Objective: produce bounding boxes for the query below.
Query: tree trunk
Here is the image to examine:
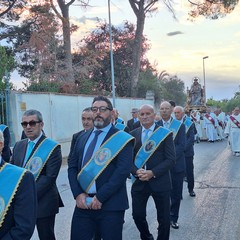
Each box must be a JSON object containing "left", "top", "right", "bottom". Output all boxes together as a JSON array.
[
  {"left": 131, "top": 13, "right": 145, "bottom": 97},
  {"left": 57, "top": 0, "right": 74, "bottom": 82},
  {"left": 129, "top": 0, "right": 146, "bottom": 97}
]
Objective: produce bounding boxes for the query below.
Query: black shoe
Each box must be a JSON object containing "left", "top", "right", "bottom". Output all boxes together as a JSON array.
[
  {"left": 189, "top": 191, "right": 196, "bottom": 197},
  {"left": 170, "top": 221, "right": 179, "bottom": 229}
]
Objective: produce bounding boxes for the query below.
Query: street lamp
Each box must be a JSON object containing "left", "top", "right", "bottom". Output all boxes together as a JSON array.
[
  {"left": 108, "top": 0, "right": 116, "bottom": 107},
  {"left": 203, "top": 56, "right": 209, "bottom": 103}
]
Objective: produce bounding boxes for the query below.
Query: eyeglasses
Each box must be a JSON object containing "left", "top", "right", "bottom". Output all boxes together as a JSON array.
[
  {"left": 91, "top": 106, "right": 112, "bottom": 113},
  {"left": 21, "top": 121, "right": 41, "bottom": 128}
]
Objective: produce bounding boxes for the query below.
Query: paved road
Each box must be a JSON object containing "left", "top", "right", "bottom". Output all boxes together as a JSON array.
[{"left": 31, "top": 139, "right": 240, "bottom": 240}]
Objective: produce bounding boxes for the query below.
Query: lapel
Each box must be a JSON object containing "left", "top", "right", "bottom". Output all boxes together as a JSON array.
[
  {"left": 19, "top": 139, "right": 28, "bottom": 166},
  {"left": 157, "top": 120, "right": 163, "bottom": 127},
  {"left": 77, "top": 130, "right": 92, "bottom": 169},
  {"left": 134, "top": 127, "right": 143, "bottom": 150}
]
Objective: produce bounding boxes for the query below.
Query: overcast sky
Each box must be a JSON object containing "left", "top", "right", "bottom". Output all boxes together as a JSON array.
[{"left": 11, "top": 0, "right": 240, "bottom": 100}]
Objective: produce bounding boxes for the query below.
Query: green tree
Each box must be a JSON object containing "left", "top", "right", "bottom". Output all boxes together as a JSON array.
[
  {"left": 76, "top": 21, "right": 152, "bottom": 97},
  {"left": 0, "top": 46, "right": 15, "bottom": 90},
  {"left": 160, "top": 75, "right": 187, "bottom": 106}
]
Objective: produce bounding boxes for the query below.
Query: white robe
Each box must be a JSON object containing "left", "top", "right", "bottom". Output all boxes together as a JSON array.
[
  {"left": 204, "top": 112, "right": 218, "bottom": 141},
  {"left": 225, "top": 114, "right": 240, "bottom": 152}
]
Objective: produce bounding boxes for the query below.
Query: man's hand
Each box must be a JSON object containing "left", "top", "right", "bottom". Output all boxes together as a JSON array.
[
  {"left": 136, "top": 168, "right": 154, "bottom": 181},
  {"left": 76, "top": 193, "right": 88, "bottom": 209},
  {"left": 90, "top": 196, "right": 102, "bottom": 210}
]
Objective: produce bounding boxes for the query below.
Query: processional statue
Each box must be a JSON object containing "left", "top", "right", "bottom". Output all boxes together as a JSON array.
[{"left": 185, "top": 77, "right": 206, "bottom": 113}]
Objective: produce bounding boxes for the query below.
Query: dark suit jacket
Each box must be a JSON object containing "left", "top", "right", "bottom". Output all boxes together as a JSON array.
[
  {"left": 1, "top": 125, "right": 11, "bottom": 162},
  {"left": 130, "top": 126, "right": 176, "bottom": 192},
  {"left": 157, "top": 119, "right": 186, "bottom": 173},
  {"left": 184, "top": 120, "right": 195, "bottom": 157},
  {"left": 11, "top": 135, "right": 63, "bottom": 218},
  {"left": 68, "top": 129, "right": 90, "bottom": 162},
  {"left": 68, "top": 125, "right": 134, "bottom": 211},
  {"left": 0, "top": 161, "right": 37, "bottom": 240},
  {"left": 127, "top": 119, "right": 140, "bottom": 132}
]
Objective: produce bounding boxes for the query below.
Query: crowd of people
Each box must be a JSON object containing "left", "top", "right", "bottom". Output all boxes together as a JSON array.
[{"left": 0, "top": 95, "right": 239, "bottom": 240}]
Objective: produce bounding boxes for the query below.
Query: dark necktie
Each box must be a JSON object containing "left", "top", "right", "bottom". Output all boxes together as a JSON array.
[{"left": 82, "top": 130, "right": 102, "bottom": 166}]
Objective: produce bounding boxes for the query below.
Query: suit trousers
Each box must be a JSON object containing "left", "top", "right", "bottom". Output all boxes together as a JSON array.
[
  {"left": 36, "top": 215, "right": 56, "bottom": 240},
  {"left": 71, "top": 207, "right": 125, "bottom": 240},
  {"left": 131, "top": 185, "right": 171, "bottom": 240},
  {"left": 170, "top": 171, "right": 185, "bottom": 223},
  {"left": 185, "top": 156, "right": 194, "bottom": 192}
]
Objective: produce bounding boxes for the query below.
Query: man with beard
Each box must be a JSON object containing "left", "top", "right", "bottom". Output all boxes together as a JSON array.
[{"left": 68, "top": 96, "right": 135, "bottom": 240}]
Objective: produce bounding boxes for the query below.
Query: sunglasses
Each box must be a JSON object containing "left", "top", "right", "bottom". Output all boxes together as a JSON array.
[
  {"left": 21, "top": 120, "right": 41, "bottom": 128},
  {"left": 91, "top": 106, "right": 112, "bottom": 113}
]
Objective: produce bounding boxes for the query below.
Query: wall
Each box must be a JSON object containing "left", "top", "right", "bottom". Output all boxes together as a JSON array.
[{"left": 10, "top": 91, "right": 154, "bottom": 157}]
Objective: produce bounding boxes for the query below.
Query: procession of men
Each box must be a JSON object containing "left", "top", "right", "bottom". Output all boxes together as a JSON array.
[{"left": 0, "top": 96, "right": 239, "bottom": 240}]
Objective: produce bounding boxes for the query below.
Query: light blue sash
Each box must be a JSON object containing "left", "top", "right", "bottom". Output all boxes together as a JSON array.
[
  {"left": 25, "top": 138, "right": 59, "bottom": 181},
  {"left": 0, "top": 163, "right": 26, "bottom": 227},
  {"left": 116, "top": 117, "right": 124, "bottom": 124},
  {"left": 115, "top": 123, "right": 126, "bottom": 131},
  {"left": 0, "top": 124, "right": 7, "bottom": 132},
  {"left": 132, "top": 127, "right": 171, "bottom": 182},
  {"left": 169, "top": 119, "right": 182, "bottom": 140},
  {"left": 78, "top": 131, "right": 134, "bottom": 193},
  {"left": 184, "top": 117, "right": 193, "bottom": 134}
]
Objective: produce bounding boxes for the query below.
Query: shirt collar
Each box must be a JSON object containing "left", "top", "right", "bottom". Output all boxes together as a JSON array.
[
  {"left": 142, "top": 123, "right": 155, "bottom": 133},
  {"left": 93, "top": 123, "right": 112, "bottom": 133},
  {"left": 28, "top": 131, "right": 43, "bottom": 144}
]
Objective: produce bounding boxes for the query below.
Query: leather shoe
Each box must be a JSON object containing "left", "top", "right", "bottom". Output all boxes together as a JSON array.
[
  {"left": 189, "top": 191, "right": 196, "bottom": 197},
  {"left": 170, "top": 221, "right": 179, "bottom": 229}
]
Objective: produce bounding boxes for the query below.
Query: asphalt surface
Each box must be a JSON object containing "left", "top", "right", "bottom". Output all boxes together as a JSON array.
[{"left": 31, "top": 139, "right": 240, "bottom": 240}]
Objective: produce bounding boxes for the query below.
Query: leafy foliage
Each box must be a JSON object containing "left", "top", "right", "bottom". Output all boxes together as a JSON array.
[
  {"left": 188, "top": 0, "right": 239, "bottom": 20},
  {"left": 160, "top": 76, "right": 187, "bottom": 106},
  {"left": 75, "top": 21, "right": 152, "bottom": 97},
  {"left": 207, "top": 87, "right": 240, "bottom": 112}
]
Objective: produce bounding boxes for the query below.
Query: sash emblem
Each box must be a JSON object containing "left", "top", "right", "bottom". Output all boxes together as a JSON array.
[
  {"left": 144, "top": 140, "right": 156, "bottom": 153},
  {"left": 94, "top": 148, "right": 111, "bottom": 166},
  {"left": 28, "top": 157, "right": 43, "bottom": 175}
]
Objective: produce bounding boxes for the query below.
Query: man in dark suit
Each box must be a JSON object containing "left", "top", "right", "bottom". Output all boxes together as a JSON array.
[
  {"left": 0, "top": 131, "right": 37, "bottom": 240},
  {"left": 158, "top": 102, "right": 186, "bottom": 230},
  {"left": 174, "top": 107, "right": 196, "bottom": 197},
  {"left": 11, "top": 109, "right": 63, "bottom": 240},
  {"left": 68, "top": 96, "right": 134, "bottom": 240},
  {"left": 68, "top": 107, "right": 93, "bottom": 161},
  {"left": 130, "top": 104, "right": 175, "bottom": 240},
  {"left": 0, "top": 124, "right": 11, "bottom": 162},
  {"left": 127, "top": 108, "right": 140, "bottom": 131}
]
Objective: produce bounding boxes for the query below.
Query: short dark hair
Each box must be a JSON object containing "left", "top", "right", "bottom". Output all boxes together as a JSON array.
[
  {"left": 23, "top": 109, "right": 43, "bottom": 122},
  {"left": 168, "top": 100, "right": 176, "bottom": 107},
  {"left": 92, "top": 96, "right": 113, "bottom": 110}
]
